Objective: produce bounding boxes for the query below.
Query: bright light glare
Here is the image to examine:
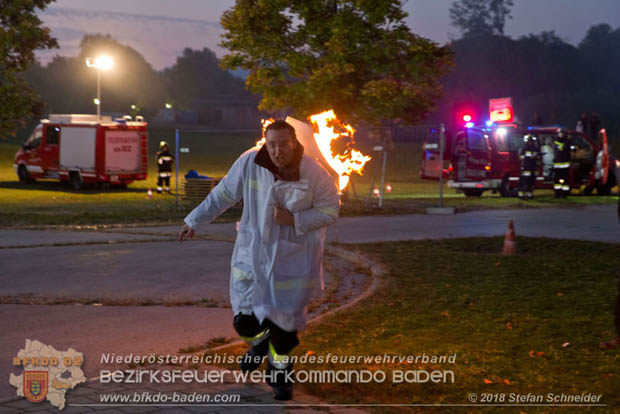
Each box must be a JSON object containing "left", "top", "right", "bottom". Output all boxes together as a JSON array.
[
  {"left": 86, "top": 55, "right": 114, "bottom": 70},
  {"left": 465, "top": 122, "right": 474, "bottom": 128},
  {"left": 462, "top": 114, "right": 472, "bottom": 122},
  {"left": 93, "top": 98, "right": 100, "bottom": 105},
  {"left": 496, "top": 127, "right": 507, "bottom": 137},
  {"left": 485, "top": 120, "right": 493, "bottom": 127}
]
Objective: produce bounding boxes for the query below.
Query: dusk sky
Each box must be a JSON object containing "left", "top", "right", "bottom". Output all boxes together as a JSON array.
[{"left": 37, "top": 0, "right": 620, "bottom": 70}]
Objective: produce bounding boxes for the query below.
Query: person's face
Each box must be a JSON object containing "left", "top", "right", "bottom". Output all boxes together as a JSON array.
[{"left": 265, "top": 128, "right": 296, "bottom": 168}]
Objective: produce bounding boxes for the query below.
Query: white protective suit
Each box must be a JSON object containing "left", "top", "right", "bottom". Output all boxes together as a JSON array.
[{"left": 184, "top": 146, "right": 340, "bottom": 332}]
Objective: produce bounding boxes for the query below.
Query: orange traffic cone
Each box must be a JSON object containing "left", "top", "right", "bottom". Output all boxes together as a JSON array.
[{"left": 502, "top": 220, "right": 517, "bottom": 255}]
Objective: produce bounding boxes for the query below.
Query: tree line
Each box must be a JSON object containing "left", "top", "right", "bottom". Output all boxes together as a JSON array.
[
  {"left": 431, "top": 23, "right": 620, "bottom": 138},
  {"left": 24, "top": 34, "right": 253, "bottom": 122},
  {"left": 432, "top": 0, "right": 620, "bottom": 138},
  {"left": 3, "top": 0, "right": 618, "bottom": 142}
]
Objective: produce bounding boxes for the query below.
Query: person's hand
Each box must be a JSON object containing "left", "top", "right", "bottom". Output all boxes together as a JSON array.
[
  {"left": 178, "top": 224, "right": 195, "bottom": 244},
  {"left": 274, "top": 203, "right": 295, "bottom": 226}
]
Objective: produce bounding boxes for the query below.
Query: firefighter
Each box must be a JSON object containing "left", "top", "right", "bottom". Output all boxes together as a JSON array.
[
  {"left": 518, "top": 134, "right": 539, "bottom": 199},
  {"left": 552, "top": 128, "right": 571, "bottom": 198},
  {"left": 156, "top": 141, "right": 174, "bottom": 194}
]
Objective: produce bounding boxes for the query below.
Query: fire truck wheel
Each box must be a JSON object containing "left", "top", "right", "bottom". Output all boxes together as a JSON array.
[
  {"left": 597, "top": 182, "right": 612, "bottom": 196},
  {"left": 596, "top": 173, "right": 616, "bottom": 196},
  {"left": 463, "top": 189, "right": 484, "bottom": 197},
  {"left": 18, "top": 165, "right": 35, "bottom": 184},
  {"left": 69, "top": 171, "right": 83, "bottom": 190},
  {"left": 499, "top": 176, "right": 515, "bottom": 197}
]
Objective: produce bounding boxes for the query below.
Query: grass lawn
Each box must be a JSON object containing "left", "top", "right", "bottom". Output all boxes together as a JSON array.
[
  {"left": 1, "top": 128, "right": 618, "bottom": 227},
  {"left": 203, "top": 237, "right": 620, "bottom": 413}
]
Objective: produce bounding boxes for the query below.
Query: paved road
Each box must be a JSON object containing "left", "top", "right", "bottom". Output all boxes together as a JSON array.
[
  {"left": 114, "top": 203, "right": 620, "bottom": 244},
  {"left": 3, "top": 204, "right": 618, "bottom": 249},
  {"left": 0, "top": 240, "right": 233, "bottom": 302},
  {"left": 1, "top": 203, "right": 618, "bottom": 411}
]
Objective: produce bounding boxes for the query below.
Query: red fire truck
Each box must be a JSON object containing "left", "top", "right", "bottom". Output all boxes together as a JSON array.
[
  {"left": 14, "top": 114, "right": 148, "bottom": 189},
  {"left": 440, "top": 123, "right": 617, "bottom": 197}
]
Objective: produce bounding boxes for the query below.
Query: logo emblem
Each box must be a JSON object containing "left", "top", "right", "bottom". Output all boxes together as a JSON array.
[{"left": 23, "top": 371, "right": 48, "bottom": 403}]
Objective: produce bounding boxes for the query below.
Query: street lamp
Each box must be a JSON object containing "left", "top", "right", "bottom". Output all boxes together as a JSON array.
[{"left": 85, "top": 55, "right": 114, "bottom": 119}]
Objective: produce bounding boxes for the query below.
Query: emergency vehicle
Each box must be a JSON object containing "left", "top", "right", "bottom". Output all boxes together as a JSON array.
[
  {"left": 446, "top": 123, "right": 526, "bottom": 197},
  {"left": 14, "top": 114, "right": 148, "bottom": 189},
  {"left": 431, "top": 123, "right": 617, "bottom": 197}
]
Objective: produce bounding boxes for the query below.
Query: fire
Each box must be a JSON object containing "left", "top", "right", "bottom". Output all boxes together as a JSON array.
[
  {"left": 255, "top": 111, "right": 371, "bottom": 192},
  {"left": 254, "top": 118, "right": 273, "bottom": 148},
  {"left": 309, "top": 110, "right": 371, "bottom": 192}
]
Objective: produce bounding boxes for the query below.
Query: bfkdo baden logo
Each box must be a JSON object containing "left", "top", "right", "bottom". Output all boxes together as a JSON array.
[
  {"left": 9, "top": 340, "right": 87, "bottom": 410},
  {"left": 24, "top": 371, "right": 49, "bottom": 402}
]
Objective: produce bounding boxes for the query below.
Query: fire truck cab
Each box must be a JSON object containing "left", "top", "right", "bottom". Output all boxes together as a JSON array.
[
  {"left": 447, "top": 123, "right": 525, "bottom": 197},
  {"left": 14, "top": 114, "right": 148, "bottom": 189}
]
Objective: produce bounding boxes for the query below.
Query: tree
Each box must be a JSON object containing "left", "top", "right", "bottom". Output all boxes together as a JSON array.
[
  {"left": 78, "top": 34, "right": 167, "bottom": 115},
  {"left": 25, "top": 34, "right": 168, "bottom": 117},
  {"left": 450, "top": 0, "right": 513, "bottom": 37},
  {"left": 0, "top": 0, "right": 58, "bottom": 137},
  {"left": 162, "top": 47, "right": 248, "bottom": 108},
  {"left": 220, "top": 0, "right": 453, "bottom": 125}
]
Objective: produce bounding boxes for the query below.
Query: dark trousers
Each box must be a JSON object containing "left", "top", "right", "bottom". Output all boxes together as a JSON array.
[
  {"left": 554, "top": 168, "right": 569, "bottom": 196},
  {"left": 157, "top": 176, "right": 170, "bottom": 190},
  {"left": 233, "top": 313, "right": 299, "bottom": 355},
  {"left": 519, "top": 172, "right": 535, "bottom": 194}
]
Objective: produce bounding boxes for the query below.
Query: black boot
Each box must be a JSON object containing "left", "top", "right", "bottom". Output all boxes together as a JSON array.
[
  {"left": 240, "top": 339, "right": 269, "bottom": 373},
  {"left": 266, "top": 361, "right": 294, "bottom": 401}
]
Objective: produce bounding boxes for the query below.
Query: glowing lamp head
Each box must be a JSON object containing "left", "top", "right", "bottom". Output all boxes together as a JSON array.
[
  {"left": 462, "top": 114, "right": 472, "bottom": 122},
  {"left": 485, "top": 120, "right": 494, "bottom": 127},
  {"left": 86, "top": 55, "right": 114, "bottom": 70}
]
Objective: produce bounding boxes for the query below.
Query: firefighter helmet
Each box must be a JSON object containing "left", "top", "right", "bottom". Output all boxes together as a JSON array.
[
  {"left": 159, "top": 141, "right": 169, "bottom": 148},
  {"left": 556, "top": 128, "right": 567, "bottom": 139}
]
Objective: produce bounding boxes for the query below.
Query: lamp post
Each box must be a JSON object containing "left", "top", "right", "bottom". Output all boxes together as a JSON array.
[{"left": 85, "top": 56, "right": 114, "bottom": 119}]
